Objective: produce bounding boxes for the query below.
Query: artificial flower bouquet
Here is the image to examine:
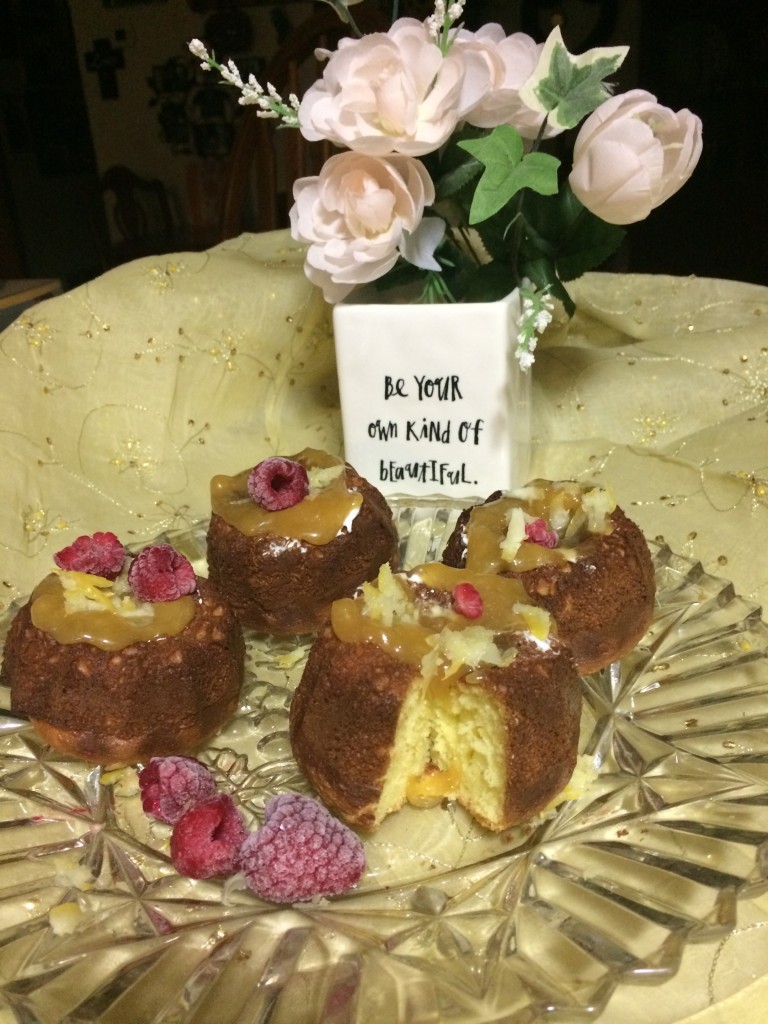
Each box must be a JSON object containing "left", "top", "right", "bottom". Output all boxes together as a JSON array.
[{"left": 190, "top": 0, "right": 702, "bottom": 362}]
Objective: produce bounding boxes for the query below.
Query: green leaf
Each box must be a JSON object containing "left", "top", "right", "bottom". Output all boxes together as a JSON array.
[
  {"left": 519, "top": 185, "right": 625, "bottom": 282},
  {"left": 520, "top": 26, "right": 628, "bottom": 130},
  {"left": 518, "top": 253, "right": 576, "bottom": 317},
  {"left": 458, "top": 126, "right": 559, "bottom": 224},
  {"left": 434, "top": 156, "right": 482, "bottom": 203}
]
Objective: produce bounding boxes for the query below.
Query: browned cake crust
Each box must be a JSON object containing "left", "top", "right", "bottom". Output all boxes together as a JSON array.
[
  {"left": 443, "top": 505, "right": 655, "bottom": 675},
  {"left": 290, "top": 625, "right": 581, "bottom": 832},
  {"left": 206, "top": 466, "right": 399, "bottom": 635},
  {"left": 2, "top": 578, "right": 244, "bottom": 764}
]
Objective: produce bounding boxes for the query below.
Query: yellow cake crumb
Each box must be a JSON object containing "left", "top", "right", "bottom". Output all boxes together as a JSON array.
[{"left": 49, "top": 902, "right": 83, "bottom": 935}]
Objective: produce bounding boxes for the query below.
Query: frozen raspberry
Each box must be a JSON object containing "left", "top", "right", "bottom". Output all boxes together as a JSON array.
[
  {"left": 170, "top": 794, "right": 248, "bottom": 879},
  {"left": 247, "top": 457, "right": 309, "bottom": 511},
  {"left": 138, "top": 756, "right": 217, "bottom": 825},
  {"left": 452, "top": 582, "right": 483, "bottom": 619},
  {"left": 127, "top": 544, "right": 197, "bottom": 602},
  {"left": 525, "top": 518, "right": 558, "bottom": 548},
  {"left": 239, "top": 793, "right": 365, "bottom": 904},
  {"left": 54, "top": 532, "right": 125, "bottom": 579}
]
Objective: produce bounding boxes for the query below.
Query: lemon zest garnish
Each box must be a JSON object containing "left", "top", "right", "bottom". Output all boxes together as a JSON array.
[
  {"left": 307, "top": 464, "right": 344, "bottom": 495},
  {"left": 512, "top": 602, "right": 551, "bottom": 640},
  {"left": 56, "top": 569, "right": 116, "bottom": 612},
  {"left": 581, "top": 485, "right": 617, "bottom": 533},
  {"left": 360, "top": 562, "right": 411, "bottom": 626},
  {"left": 500, "top": 506, "right": 527, "bottom": 562},
  {"left": 422, "top": 624, "right": 508, "bottom": 680}
]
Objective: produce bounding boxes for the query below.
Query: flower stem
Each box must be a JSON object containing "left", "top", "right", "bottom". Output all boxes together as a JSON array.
[
  {"left": 508, "top": 117, "right": 550, "bottom": 280},
  {"left": 419, "top": 271, "right": 456, "bottom": 303}
]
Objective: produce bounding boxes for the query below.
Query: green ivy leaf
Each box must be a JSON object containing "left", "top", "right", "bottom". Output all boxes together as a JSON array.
[
  {"left": 520, "top": 26, "right": 628, "bottom": 130},
  {"left": 458, "top": 126, "right": 560, "bottom": 223}
]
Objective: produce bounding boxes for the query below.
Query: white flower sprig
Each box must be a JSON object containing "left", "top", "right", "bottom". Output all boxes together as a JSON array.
[
  {"left": 188, "top": 38, "right": 300, "bottom": 126},
  {"left": 426, "top": 0, "right": 465, "bottom": 52},
  {"left": 516, "top": 285, "right": 554, "bottom": 370}
]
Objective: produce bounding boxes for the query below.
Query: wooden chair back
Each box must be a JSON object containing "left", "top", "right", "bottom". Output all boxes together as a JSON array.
[{"left": 219, "top": 5, "right": 387, "bottom": 239}]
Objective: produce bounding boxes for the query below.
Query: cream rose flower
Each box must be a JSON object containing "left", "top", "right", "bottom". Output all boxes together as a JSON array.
[
  {"left": 568, "top": 89, "right": 703, "bottom": 225},
  {"left": 455, "top": 25, "right": 548, "bottom": 139},
  {"left": 289, "top": 150, "right": 437, "bottom": 303},
  {"left": 298, "top": 18, "right": 482, "bottom": 157}
]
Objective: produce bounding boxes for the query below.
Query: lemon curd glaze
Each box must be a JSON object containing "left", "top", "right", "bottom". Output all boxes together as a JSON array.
[
  {"left": 30, "top": 574, "right": 196, "bottom": 651},
  {"left": 210, "top": 448, "right": 362, "bottom": 545},
  {"left": 464, "top": 480, "right": 616, "bottom": 574},
  {"left": 331, "top": 562, "right": 549, "bottom": 670}
]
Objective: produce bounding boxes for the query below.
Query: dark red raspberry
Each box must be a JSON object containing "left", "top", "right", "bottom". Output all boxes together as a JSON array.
[
  {"left": 170, "top": 794, "right": 248, "bottom": 879},
  {"left": 53, "top": 532, "right": 125, "bottom": 579},
  {"left": 452, "top": 582, "right": 483, "bottom": 619},
  {"left": 247, "top": 457, "right": 309, "bottom": 511},
  {"left": 525, "top": 517, "right": 558, "bottom": 548},
  {"left": 127, "top": 544, "right": 197, "bottom": 602},
  {"left": 138, "top": 756, "right": 217, "bottom": 825},
  {"left": 239, "top": 793, "right": 365, "bottom": 903}
]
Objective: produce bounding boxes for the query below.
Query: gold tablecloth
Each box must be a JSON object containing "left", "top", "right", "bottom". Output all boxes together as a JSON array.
[{"left": 1, "top": 229, "right": 767, "bottom": 1022}]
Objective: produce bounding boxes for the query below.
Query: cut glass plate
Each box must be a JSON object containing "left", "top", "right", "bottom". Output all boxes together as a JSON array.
[{"left": 0, "top": 502, "right": 767, "bottom": 1024}]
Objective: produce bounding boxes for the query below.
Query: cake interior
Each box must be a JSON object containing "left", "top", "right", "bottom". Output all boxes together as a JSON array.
[{"left": 374, "top": 673, "right": 508, "bottom": 829}]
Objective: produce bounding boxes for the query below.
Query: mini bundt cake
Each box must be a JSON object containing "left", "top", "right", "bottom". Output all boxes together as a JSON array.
[
  {"left": 442, "top": 480, "right": 655, "bottom": 674},
  {"left": 289, "top": 561, "right": 581, "bottom": 832},
  {"left": 1, "top": 533, "right": 244, "bottom": 764},
  {"left": 206, "top": 448, "right": 399, "bottom": 635}
]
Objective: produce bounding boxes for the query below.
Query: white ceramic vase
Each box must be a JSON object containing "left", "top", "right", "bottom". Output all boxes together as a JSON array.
[{"left": 332, "top": 287, "right": 532, "bottom": 501}]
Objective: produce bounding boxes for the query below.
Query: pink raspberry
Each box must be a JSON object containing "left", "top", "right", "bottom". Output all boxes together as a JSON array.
[
  {"left": 138, "top": 756, "right": 217, "bottom": 825},
  {"left": 452, "top": 582, "right": 483, "bottom": 619},
  {"left": 53, "top": 532, "right": 125, "bottom": 579},
  {"left": 170, "top": 794, "right": 248, "bottom": 879},
  {"left": 525, "top": 517, "right": 558, "bottom": 548},
  {"left": 127, "top": 544, "right": 197, "bottom": 602},
  {"left": 247, "top": 457, "right": 309, "bottom": 511},
  {"left": 239, "top": 793, "right": 365, "bottom": 903}
]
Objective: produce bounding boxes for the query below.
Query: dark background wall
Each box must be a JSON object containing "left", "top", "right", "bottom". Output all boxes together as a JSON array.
[{"left": 0, "top": 0, "right": 764, "bottom": 290}]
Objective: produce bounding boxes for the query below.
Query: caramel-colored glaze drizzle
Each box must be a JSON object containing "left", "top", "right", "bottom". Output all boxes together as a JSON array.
[
  {"left": 30, "top": 574, "right": 196, "bottom": 651},
  {"left": 210, "top": 447, "right": 361, "bottom": 545},
  {"left": 464, "top": 481, "right": 601, "bottom": 573},
  {"left": 331, "top": 562, "right": 533, "bottom": 667}
]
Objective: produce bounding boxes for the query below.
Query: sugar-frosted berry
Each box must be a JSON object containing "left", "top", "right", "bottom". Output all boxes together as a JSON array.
[
  {"left": 128, "top": 544, "right": 197, "bottom": 602},
  {"left": 138, "top": 756, "right": 217, "bottom": 825},
  {"left": 170, "top": 794, "right": 247, "bottom": 879},
  {"left": 239, "top": 793, "right": 365, "bottom": 903},
  {"left": 247, "top": 457, "right": 309, "bottom": 511},
  {"left": 54, "top": 532, "right": 125, "bottom": 579}
]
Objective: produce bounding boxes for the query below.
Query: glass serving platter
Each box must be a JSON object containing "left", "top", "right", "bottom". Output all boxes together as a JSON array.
[{"left": 1, "top": 502, "right": 768, "bottom": 1024}]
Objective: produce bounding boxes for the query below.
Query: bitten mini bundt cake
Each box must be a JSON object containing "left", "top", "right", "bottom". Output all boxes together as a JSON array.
[
  {"left": 1, "top": 532, "right": 244, "bottom": 763},
  {"left": 206, "top": 448, "right": 399, "bottom": 635},
  {"left": 290, "top": 561, "right": 581, "bottom": 832},
  {"left": 442, "top": 480, "right": 655, "bottom": 674}
]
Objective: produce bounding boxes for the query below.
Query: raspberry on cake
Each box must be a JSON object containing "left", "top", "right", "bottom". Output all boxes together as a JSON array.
[
  {"left": 289, "top": 561, "right": 582, "bottom": 833},
  {"left": 206, "top": 447, "right": 399, "bottom": 635},
  {"left": 442, "top": 480, "right": 656, "bottom": 674},
  {"left": 1, "top": 535, "right": 245, "bottom": 764}
]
